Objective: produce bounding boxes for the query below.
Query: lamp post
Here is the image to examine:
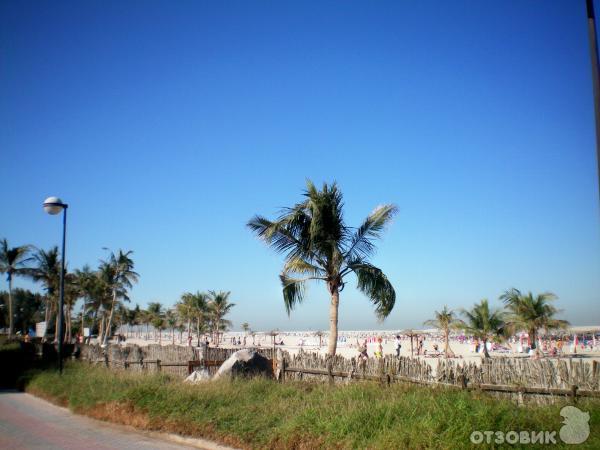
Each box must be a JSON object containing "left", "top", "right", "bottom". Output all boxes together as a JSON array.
[{"left": 43, "top": 196, "right": 68, "bottom": 374}]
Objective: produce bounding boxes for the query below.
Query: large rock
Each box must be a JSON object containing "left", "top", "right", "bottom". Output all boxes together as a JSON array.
[
  {"left": 184, "top": 368, "right": 211, "bottom": 383},
  {"left": 213, "top": 349, "right": 273, "bottom": 380}
]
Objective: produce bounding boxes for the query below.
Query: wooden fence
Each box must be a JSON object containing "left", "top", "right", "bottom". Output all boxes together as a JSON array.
[
  {"left": 277, "top": 350, "right": 600, "bottom": 402},
  {"left": 80, "top": 344, "right": 277, "bottom": 377},
  {"left": 78, "top": 344, "right": 600, "bottom": 402}
]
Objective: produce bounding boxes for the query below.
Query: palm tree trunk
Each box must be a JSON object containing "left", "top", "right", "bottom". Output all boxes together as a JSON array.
[
  {"left": 98, "top": 313, "right": 105, "bottom": 344},
  {"left": 8, "top": 274, "right": 14, "bottom": 338},
  {"left": 81, "top": 304, "right": 85, "bottom": 340},
  {"left": 327, "top": 285, "right": 340, "bottom": 356},
  {"left": 65, "top": 307, "right": 71, "bottom": 343},
  {"left": 444, "top": 328, "right": 450, "bottom": 358},
  {"left": 42, "top": 298, "right": 52, "bottom": 342},
  {"left": 102, "top": 290, "right": 117, "bottom": 346},
  {"left": 54, "top": 306, "right": 60, "bottom": 343},
  {"left": 530, "top": 328, "right": 537, "bottom": 350},
  {"left": 197, "top": 318, "right": 201, "bottom": 347},
  {"left": 483, "top": 338, "right": 490, "bottom": 358}
]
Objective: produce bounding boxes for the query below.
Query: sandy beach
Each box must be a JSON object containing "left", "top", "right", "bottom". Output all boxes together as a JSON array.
[{"left": 113, "top": 327, "right": 600, "bottom": 366}]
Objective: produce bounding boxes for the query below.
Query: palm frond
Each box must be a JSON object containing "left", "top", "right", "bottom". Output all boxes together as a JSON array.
[
  {"left": 283, "top": 257, "right": 326, "bottom": 278},
  {"left": 350, "top": 263, "right": 395, "bottom": 320},
  {"left": 344, "top": 204, "right": 397, "bottom": 259},
  {"left": 279, "top": 273, "right": 307, "bottom": 315}
]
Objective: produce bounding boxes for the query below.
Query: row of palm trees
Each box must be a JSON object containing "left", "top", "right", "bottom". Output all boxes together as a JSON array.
[
  {"left": 0, "top": 238, "right": 140, "bottom": 343},
  {"left": 174, "top": 291, "right": 236, "bottom": 346},
  {"left": 1, "top": 238, "right": 238, "bottom": 345},
  {"left": 424, "top": 289, "right": 569, "bottom": 358}
]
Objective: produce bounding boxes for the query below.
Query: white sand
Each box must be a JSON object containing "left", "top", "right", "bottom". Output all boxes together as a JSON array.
[{"left": 112, "top": 327, "right": 600, "bottom": 365}]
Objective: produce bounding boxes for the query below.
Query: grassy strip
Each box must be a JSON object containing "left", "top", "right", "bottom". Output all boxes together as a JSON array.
[{"left": 26, "top": 362, "right": 599, "bottom": 449}]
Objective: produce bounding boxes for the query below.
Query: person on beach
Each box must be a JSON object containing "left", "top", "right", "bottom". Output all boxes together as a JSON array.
[
  {"left": 394, "top": 335, "right": 402, "bottom": 358},
  {"left": 374, "top": 337, "right": 383, "bottom": 358},
  {"left": 357, "top": 339, "right": 368, "bottom": 361}
]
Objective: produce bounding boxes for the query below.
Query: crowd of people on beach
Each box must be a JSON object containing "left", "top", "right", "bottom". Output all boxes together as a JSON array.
[{"left": 102, "top": 324, "right": 600, "bottom": 362}]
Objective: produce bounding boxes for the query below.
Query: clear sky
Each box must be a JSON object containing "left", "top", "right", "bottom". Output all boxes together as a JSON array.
[{"left": 2, "top": 0, "right": 599, "bottom": 331}]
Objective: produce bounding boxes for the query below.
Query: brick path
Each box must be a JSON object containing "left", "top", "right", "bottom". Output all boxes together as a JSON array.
[{"left": 0, "top": 391, "right": 196, "bottom": 449}]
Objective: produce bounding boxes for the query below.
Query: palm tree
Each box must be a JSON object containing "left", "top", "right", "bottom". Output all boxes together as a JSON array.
[
  {"left": 248, "top": 180, "right": 397, "bottom": 355},
  {"left": 101, "top": 249, "right": 139, "bottom": 345},
  {"left": 208, "top": 290, "right": 235, "bottom": 346},
  {"left": 183, "top": 291, "right": 209, "bottom": 346},
  {"left": 423, "top": 306, "right": 460, "bottom": 358},
  {"left": 0, "top": 239, "right": 33, "bottom": 338},
  {"left": 165, "top": 309, "right": 177, "bottom": 345},
  {"left": 459, "top": 299, "right": 506, "bottom": 358},
  {"left": 29, "top": 247, "right": 61, "bottom": 341},
  {"left": 62, "top": 272, "right": 80, "bottom": 342},
  {"left": 139, "top": 308, "right": 151, "bottom": 340},
  {"left": 147, "top": 302, "right": 164, "bottom": 344},
  {"left": 177, "top": 292, "right": 197, "bottom": 341},
  {"left": 500, "top": 288, "right": 569, "bottom": 350},
  {"left": 128, "top": 304, "right": 142, "bottom": 338},
  {"left": 73, "top": 265, "right": 97, "bottom": 339}
]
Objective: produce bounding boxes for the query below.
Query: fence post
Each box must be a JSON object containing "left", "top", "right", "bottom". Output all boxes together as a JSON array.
[
  {"left": 104, "top": 352, "right": 109, "bottom": 368},
  {"left": 124, "top": 361, "right": 129, "bottom": 370},
  {"left": 157, "top": 359, "right": 161, "bottom": 372},
  {"left": 280, "top": 357, "right": 286, "bottom": 383},
  {"left": 327, "top": 360, "right": 334, "bottom": 385},
  {"left": 188, "top": 360, "right": 193, "bottom": 375},
  {"left": 570, "top": 385, "right": 578, "bottom": 404}
]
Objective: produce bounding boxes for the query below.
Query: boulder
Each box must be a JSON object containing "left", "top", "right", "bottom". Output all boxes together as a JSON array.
[
  {"left": 213, "top": 349, "right": 273, "bottom": 380},
  {"left": 184, "top": 368, "right": 211, "bottom": 383}
]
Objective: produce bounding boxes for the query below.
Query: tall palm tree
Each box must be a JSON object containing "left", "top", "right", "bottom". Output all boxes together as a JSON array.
[
  {"left": 29, "top": 247, "right": 61, "bottom": 341},
  {"left": 500, "top": 288, "right": 569, "bottom": 350},
  {"left": 177, "top": 292, "right": 196, "bottom": 340},
  {"left": 73, "top": 265, "right": 97, "bottom": 338},
  {"left": 165, "top": 309, "right": 177, "bottom": 345},
  {"left": 139, "top": 308, "right": 151, "bottom": 340},
  {"left": 248, "top": 180, "right": 397, "bottom": 355},
  {"left": 101, "top": 249, "right": 139, "bottom": 345},
  {"left": 208, "top": 290, "right": 235, "bottom": 346},
  {"left": 423, "top": 306, "right": 460, "bottom": 358},
  {"left": 459, "top": 299, "right": 506, "bottom": 358},
  {"left": 181, "top": 291, "right": 209, "bottom": 346},
  {"left": 0, "top": 239, "right": 33, "bottom": 338},
  {"left": 62, "top": 272, "right": 80, "bottom": 342},
  {"left": 147, "top": 302, "right": 164, "bottom": 344}
]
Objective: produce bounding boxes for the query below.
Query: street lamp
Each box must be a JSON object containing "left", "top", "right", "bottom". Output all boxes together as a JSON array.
[{"left": 43, "top": 196, "right": 68, "bottom": 374}]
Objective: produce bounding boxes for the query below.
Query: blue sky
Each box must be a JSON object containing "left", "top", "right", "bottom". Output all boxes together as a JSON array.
[{"left": 2, "top": 0, "right": 599, "bottom": 331}]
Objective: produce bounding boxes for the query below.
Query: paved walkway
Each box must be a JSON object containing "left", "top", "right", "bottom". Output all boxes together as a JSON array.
[{"left": 0, "top": 391, "right": 222, "bottom": 450}]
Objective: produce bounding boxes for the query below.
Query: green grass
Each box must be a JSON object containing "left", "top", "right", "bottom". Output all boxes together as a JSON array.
[{"left": 26, "top": 362, "right": 600, "bottom": 449}]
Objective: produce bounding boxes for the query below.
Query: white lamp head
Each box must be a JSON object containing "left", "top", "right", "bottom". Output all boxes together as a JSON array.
[{"left": 43, "top": 196, "right": 65, "bottom": 215}]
